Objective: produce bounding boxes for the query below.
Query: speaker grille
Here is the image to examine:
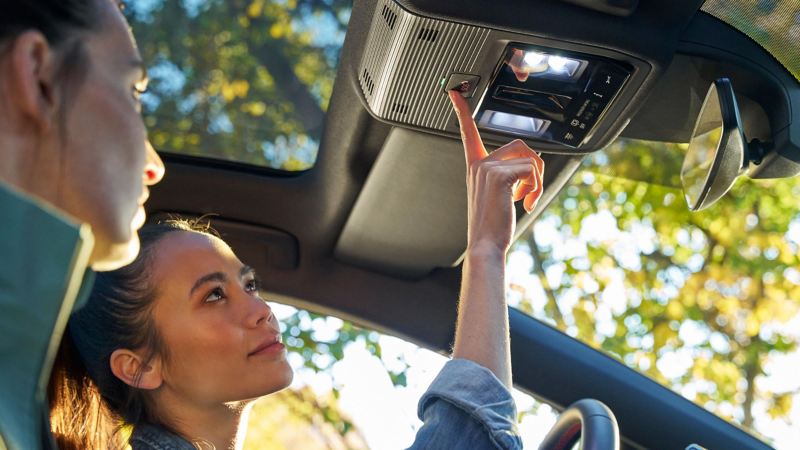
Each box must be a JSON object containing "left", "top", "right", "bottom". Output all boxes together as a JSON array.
[{"left": 358, "top": 0, "right": 490, "bottom": 131}]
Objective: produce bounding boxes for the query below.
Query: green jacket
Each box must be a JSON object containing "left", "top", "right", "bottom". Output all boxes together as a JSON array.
[{"left": 0, "top": 182, "right": 95, "bottom": 450}]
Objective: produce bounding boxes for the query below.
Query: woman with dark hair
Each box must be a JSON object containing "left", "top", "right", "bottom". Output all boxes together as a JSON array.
[
  {"left": 59, "top": 91, "right": 544, "bottom": 449},
  {"left": 0, "top": 1, "right": 163, "bottom": 449}
]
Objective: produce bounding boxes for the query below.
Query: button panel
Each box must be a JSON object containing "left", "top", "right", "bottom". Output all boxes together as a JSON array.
[
  {"left": 476, "top": 44, "right": 632, "bottom": 149},
  {"left": 555, "top": 64, "right": 630, "bottom": 146}
]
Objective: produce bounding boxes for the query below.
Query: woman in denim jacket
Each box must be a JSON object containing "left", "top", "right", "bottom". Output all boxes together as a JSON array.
[{"left": 56, "top": 90, "right": 544, "bottom": 449}]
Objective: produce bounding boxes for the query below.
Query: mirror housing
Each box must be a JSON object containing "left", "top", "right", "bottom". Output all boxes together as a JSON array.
[{"left": 681, "top": 78, "right": 749, "bottom": 212}]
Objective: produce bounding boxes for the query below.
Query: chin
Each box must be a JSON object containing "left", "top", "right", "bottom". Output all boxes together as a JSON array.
[
  {"left": 90, "top": 237, "right": 140, "bottom": 271},
  {"left": 279, "top": 365, "right": 294, "bottom": 390},
  {"left": 263, "top": 364, "right": 295, "bottom": 396}
]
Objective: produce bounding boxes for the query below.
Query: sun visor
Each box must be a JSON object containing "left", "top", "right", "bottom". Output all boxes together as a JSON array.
[{"left": 334, "top": 128, "right": 467, "bottom": 278}]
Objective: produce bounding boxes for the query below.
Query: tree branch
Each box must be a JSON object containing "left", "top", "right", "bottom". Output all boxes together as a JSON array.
[
  {"left": 250, "top": 35, "right": 326, "bottom": 138},
  {"left": 528, "top": 235, "right": 568, "bottom": 330},
  {"left": 742, "top": 358, "right": 759, "bottom": 429},
  {"left": 224, "top": 0, "right": 328, "bottom": 138}
]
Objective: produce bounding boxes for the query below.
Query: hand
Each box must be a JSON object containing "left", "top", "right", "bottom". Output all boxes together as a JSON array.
[{"left": 448, "top": 90, "right": 544, "bottom": 254}]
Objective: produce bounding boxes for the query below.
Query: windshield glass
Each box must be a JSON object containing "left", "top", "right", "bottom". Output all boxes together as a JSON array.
[
  {"left": 507, "top": 138, "right": 800, "bottom": 447},
  {"left": 701, "top": 0, "right": 800, "bottom": 81},
  {"left": 126, "top": 0, "right": 352, "bottom": 171}
]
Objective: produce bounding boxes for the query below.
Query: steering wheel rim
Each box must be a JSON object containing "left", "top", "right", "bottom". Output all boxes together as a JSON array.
[{"left": 538, "top": 399, "right": 620, "bottom": 450}]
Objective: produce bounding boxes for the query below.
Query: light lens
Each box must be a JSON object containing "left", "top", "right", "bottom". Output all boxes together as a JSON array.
[
  {"left": 546, "top": 55, "right": 581, "bottom": 77},
  {"left": 512, "top": 48, "right": 585, "bottom": 80},
  {"left": 478, "top": 110, "right": 550, "bottom": 137},
  {"left": 523, "top": 51, "right": 547, "bottom": 68},
  {"left": 548, "top": 55, "right": 568, "bottom": 71}
]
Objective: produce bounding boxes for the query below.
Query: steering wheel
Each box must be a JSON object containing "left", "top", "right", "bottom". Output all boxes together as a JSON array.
[{"left": 538, "top": 399, "right": 619, "bottom": 450}]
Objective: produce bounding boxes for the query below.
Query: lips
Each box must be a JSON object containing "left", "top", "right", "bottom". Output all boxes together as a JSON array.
[{"left": 248, "top": 335, "right": 284, "bottom": 357}]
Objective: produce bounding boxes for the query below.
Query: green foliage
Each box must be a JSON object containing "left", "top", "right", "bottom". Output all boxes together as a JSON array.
[
  {"left": 280, "top": 309, "right": 410, "bottom": 387},
  {"left": 238, "top": 306, "right": 409, "bottom": 446},
  {"left": 513, "top": 138, "right": 800, "bottom": 437},
  {"left": 243, "top": 386, "right": 369, "bottom": 449}
]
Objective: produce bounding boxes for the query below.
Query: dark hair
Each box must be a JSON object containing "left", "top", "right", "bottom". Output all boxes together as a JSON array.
[
  {"left": 0, "top": 1, "right": 104, "bottom": 46},
  {"left": 0, "top": 1, "right": 113, "bottom": 132},
  {"left": 49, "top": 220, "right": 212, "bottom": 449}
]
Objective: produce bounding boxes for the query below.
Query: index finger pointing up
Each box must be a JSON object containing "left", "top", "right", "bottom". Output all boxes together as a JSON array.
[{"left": 448, "top": 90, "right": 488, "bottom": 165}]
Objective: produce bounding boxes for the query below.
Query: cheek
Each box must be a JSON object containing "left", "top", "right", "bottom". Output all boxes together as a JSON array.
[
  {"left": 161, "top": 317, "right": 245, "bottom": 391},
  {"left": 168, "top": 321, "right": 241, "bottom": 369},
  {"left": 62, "top": 83, "right": 147, "bottom": 240},
  {"left": 161, "top": 316, "right": 292, "bottom": 401}
]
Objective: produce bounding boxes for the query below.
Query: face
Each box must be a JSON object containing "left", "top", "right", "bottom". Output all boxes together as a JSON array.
[
  {"left": 148, "top": 231, "right": 293, "bottom": 406},
  {"left": 58, "top": 1, "right": 164, "bottom": 270}
]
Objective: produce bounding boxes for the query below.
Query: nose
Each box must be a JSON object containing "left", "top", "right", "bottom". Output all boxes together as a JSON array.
[
  {"left": 247, "top": 294, "right": 273, "bottom": 329},
  {"left": 144, "top": 140, "right": 165, "bottom": 186}
]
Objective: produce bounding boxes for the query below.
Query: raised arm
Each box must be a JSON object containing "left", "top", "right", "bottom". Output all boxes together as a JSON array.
[{"left": 448, "top": 90, "right": 544, "bottom": 388}]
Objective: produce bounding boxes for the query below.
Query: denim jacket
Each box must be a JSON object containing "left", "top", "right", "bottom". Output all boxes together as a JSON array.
[{"left": 129, "top": 358, "right": 522, "bottom": 450}]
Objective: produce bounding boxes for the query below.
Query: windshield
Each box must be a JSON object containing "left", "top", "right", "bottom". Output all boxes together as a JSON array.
[
  {"left": 701, "top": 0, "right": 800, "bottom": 81},
  {"left": 507, "top": 138, "right": 800, "bottom": 447},
  {"left": 126, "top": 0, "right": 352, "bottom": 171}
]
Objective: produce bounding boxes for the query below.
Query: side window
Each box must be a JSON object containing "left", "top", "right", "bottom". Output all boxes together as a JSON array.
[{"left": 242, "top": 303, "right": 559, "bottom": 449}]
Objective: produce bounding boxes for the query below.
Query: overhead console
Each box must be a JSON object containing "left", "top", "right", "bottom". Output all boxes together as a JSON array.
[
  {"left": 355, "top": 0, "right": 651, "bottom": 153},
  {"left": 475, "top": 44, "right": 633, "bottom": 148}
]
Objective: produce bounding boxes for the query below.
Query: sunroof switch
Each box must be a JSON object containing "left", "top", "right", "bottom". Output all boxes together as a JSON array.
[{"left": 442, "top": 73, "right": 481, "bottom": 98}]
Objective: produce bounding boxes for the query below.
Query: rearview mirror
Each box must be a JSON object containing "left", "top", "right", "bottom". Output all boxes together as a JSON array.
[{"left": 680, "top": 78, "right": 748, "bottom": 211}]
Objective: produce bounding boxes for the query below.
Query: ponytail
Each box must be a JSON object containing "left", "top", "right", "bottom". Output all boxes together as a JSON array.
[{"left": 49, "top": 331, "right": 125, "bottom": 449}]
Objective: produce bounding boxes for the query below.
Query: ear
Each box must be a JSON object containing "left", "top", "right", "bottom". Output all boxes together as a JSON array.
[
  {"left": 4, "top": 30, "right": 61, "bottom": 131},
  {"left": 109, "top": 349, "right": 163, "bottom": 390}
]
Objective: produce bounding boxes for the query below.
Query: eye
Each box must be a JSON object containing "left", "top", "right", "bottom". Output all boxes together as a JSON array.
[
  {"left": 245, "top": 277, "right": 260, "bottom": 293},
  {"left": 204, "top": 286, "right": 226, "bottom": 303}
]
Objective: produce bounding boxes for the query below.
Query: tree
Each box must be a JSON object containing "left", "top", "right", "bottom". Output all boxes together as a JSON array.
[
  {"left": 243, "top": 387, "right": 369, "bottom": 449},
  {"left": 126, "top": 0, "right": 351, "bottom": 169},
  {"left": 239, "top": 307, "right": 411, "bottom": 448},
  {"left": 510, "top": 138, "right": 800, "bottom": 438}
]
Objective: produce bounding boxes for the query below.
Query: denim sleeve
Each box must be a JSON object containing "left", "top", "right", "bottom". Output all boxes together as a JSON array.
[{"left": 406, "top": 359, "right": 523, "bottom": 450}]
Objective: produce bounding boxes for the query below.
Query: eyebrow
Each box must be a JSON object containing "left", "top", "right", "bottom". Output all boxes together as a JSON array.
[
  {"left": 240, "top": 265, "right": 256, "bottom": 278},
  {"left": 189, "top": 265, "right": 257, "bottom": 296}
]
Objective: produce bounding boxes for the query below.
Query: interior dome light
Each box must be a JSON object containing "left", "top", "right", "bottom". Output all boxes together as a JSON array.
[
  {"left": 546, "top": 55, "right": 581, "bottom": 77},
  {"left": 478, "top": 110, "right": 550, "bottom": 137},
  {"left": 548, "top": 56, "right": 569, "bottom": 71},
  {"left": 523, "top": 51, "right": 548, "bottom": 69}
]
